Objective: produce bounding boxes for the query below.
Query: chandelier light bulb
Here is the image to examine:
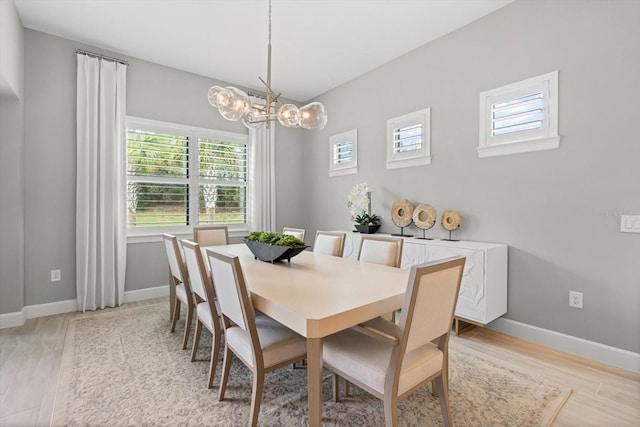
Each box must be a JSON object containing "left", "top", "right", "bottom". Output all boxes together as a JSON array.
[
  {"left": 299, "top": 102, "right": 328, "bottom": 130},
  {"left": 276, "top": 104, "right": 301, "bottom": 128},
  {"left": 242, "top": 107, "right": 266, "bottom": 129}
]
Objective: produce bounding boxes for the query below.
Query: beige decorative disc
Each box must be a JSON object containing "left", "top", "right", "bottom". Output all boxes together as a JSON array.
[
  {"left": 391, "top": 199, "right": 414, "bottom": 228},
  {"left": 413, "top": 204, "right": 437, "bottom": 230},
  {"left": 441, "top": 210, "right": 462, "bottom": 231}
]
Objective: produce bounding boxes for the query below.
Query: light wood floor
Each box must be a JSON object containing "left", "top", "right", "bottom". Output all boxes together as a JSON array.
[{"left": 1, "top": 298, "right": 639, "bottom": 426}]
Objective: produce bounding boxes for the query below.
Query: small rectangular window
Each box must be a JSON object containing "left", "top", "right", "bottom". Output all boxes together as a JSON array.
[
  {"left": 386, "top": 108, "right": 431, "bottom": 169},
  {"left": 329, "top": 129, "right": 358, "bottom": 177},
  {"left": 479, "top": 71, "right": 560, "bottom": 158}
]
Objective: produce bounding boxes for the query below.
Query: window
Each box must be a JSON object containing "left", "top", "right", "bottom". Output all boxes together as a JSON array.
[
  {"left": 479, "top": 71, "right": 560, "bottom": 158},
  {"left": 126, "top": 117, "right": 249, "bottom": 235},
  {"left": 386, "top": 108, "right": 431, "bottom": 169},
  {"left": 329, "top": 129, "right": 358, "bottom": 176}
]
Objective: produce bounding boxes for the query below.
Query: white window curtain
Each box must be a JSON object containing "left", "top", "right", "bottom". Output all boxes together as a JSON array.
[
  {"left": 76, "top": 54, "right": 127, "bottom": 312},
  {"left": 248, "top": 96, "right": 276, "bottom": 232}
]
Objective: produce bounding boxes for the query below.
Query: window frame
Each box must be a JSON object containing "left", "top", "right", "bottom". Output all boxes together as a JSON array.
[
  {"left": 329, "top": 129, "right": 358, "bottom": 177},
  {"left": 386, "top": 108, "right": 431, "bottom": 169},
  {"left": 125, "top": 116, "right": 250, "bottom": 240},
  {"left": 478, "top": 70, "right": 560, "bottom": 158}
]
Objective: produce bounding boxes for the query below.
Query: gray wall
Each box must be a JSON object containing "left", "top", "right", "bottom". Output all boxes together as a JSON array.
[
  {"left": 18, "top": 29, "right": 305, "bottom": 302},
  {"left": 301, "top": 0, "right": 640, "bottom": 353},
  {"left": 0, "top": 0, "right": 25, "bottom": 314}
]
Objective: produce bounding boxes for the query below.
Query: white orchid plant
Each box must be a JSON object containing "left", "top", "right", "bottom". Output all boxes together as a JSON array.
[{"left": 347, "top": 182, "right": 380, "bottom": 225}]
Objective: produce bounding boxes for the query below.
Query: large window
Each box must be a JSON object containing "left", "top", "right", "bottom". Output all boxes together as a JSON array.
[{"left": 126, "top": 117, "right": 249, "bottom": 234}]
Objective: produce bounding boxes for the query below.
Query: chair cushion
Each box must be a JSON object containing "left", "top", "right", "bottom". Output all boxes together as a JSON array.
[
  {"left": 360, "top": 240, "right": 399, "bottom": 267},
  {"left": 176, "top": 283, "right": 189, "bottom": 304},
  {"left": 225, "top": 315, "right": 306, "bottom": 369},
  {"left": 196, "top": 301, "right": 217, "bottom": 332},
  {"left": 323, "top": 328, "right": 443, "bottom": 396},
  {"left": 314, "top": 235, "right": 341, "bottom": 257}
]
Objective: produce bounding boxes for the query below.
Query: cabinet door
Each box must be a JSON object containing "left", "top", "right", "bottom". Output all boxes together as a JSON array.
[
  {"left": 342, "top": 233, "right": 361, "bottom": 260},
  {"left": 425, "top": 246, "right": 486, "bottom": 323},
  {"left": 401, "top": 242, "right": 426, "bottom": 270}
]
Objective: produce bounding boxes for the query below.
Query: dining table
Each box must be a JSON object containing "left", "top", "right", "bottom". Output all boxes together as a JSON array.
[{"left": 202, "top": 243, "right": 409, "bottom": 427}]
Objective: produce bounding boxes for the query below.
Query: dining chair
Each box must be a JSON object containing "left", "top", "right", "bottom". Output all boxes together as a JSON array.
[
  {"left": 206, "top": 249, "right": 307, "bottom": 427},
  {"left": 193, "top": 225, "right": 229, "bottom": 247},
  {"left": 323, "top": 256, "right": 466, "bottom": 427},
  {"left": 180, "top": 239, "right": 222, "bottom": 389},
  {"left": 162, "top": 233, "right": 194, "bottom": 350},
  {"left": 282, "top": 227, "right": 306, "bottom": 242},
  {"left": 357, "top": 235, "right": 404, "bottom": 268},
  {"left": 313, "top": 231, "right": 346, "bottom": 257}
]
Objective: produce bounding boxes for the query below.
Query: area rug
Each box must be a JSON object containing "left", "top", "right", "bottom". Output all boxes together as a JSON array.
[{"left": 52, "top": 303, "right": 570, "bottom": 426}]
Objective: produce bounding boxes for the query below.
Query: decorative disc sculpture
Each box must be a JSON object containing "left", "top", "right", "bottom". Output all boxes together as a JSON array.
[
  {"left": 413, "top": 204, "right": 436, "bottom": 240},
  {"left": 391, "top": 199, "right": 414, "bottom": 237},
  {"left": 441, "top": 210, "right": 462, "bottom": 241}
]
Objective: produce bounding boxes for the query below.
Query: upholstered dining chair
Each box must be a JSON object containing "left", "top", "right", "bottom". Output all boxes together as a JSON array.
[
  {"left": 162, "top": 233, "right": 193, "bottom": 350},
  {"left": 313, "top": 231, "right": 346, "bottom": 257},
  {"left": 282, "top": 227, "right": 306, "bottom": 242},
  {"left": 357, "top": 235, "right": 404, "bottom": 268},
  {"left": 206, "top": 249, "right": 307, "bottom": 427},
  {"left": 193, "top": 225, "right": 229, "bottom": 247},
  {"left": 180, "top": 239, "right": 222, "bottom": 389},
  {"left": 323, "top": 256, "right": 466, "bottom": 427}
]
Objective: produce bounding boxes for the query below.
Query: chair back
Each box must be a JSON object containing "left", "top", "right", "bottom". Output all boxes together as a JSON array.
[
  {"left": 398, "top": 257, "right": 465, "bottom": 353},
  {"left": 207, "top": 250, "right": 254, "bottom": 333},
  {"left": 282, "top": 227, "right": 306, "bottom": 242},
  {"left": 163, "top": 233, "right": 188, "bottom": 285},
  {"left": 358, "top": 236, "right": 403, "bottom": 268},
  {"left": 180, "top": 240, "right": 215, "bottom": 304},
  {"left": 313, "top": 231, "right": 346, "bottom": 257},
  {"left": 193, "top": 225, "right": 229, "bottom": 247}
]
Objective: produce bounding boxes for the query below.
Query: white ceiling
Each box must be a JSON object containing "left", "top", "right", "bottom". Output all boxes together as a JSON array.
[{"left": 15, "top": 0, "right": 513, "bottom": 102}]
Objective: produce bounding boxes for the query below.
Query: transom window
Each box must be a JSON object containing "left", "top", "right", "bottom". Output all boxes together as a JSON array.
[
  {"left": 479, "top": 71, "right": 560, "bottom": 158},
  {"left": 126, "top": 117, "right": 249, "bottom": 234}
]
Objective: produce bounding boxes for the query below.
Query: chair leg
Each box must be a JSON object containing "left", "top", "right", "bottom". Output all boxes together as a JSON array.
[
  {"left": 332, "top": 373, "right": 340, "bottom": 402},
  {"left": 436, "top": 374, "right": 452, "bottom": 427},
  {"left": 249, "top": 371, "right": 265, "bottom": 427},
  {"left": 170, "top": 299, "right": 181, "bottom": 333},
  {"left": 182, "top": 302, "right": 193, "bottom": 350},
  {"left": 191, "top": 319, "right": 202, "bottom": 362},
  {"left": 345, "top": 379, "right": 351, "bottom": 397},
  {"left": 383, "top": 395, "right": 398, "bottom": 427},
  {"left": 218, "top": 347, "right": 233, "bottom": 401},
  {"left": 431, "top": 380, "right": 438, "bottom": 396},
  {"left": 207, "top": 329, "right": 221, "bottom": 389}
]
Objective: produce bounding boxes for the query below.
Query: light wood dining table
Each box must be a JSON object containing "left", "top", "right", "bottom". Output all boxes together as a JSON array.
[{"left": 202, "top": 243, "right": 409, "bottom": 427}]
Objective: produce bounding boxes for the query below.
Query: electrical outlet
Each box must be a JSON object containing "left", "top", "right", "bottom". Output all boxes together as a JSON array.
[
  {"left": 569, "top": 291, "right": 583, "bottom": 309},
  {"left": 51, "top": 269, "right": 61, "bottom": 282}
]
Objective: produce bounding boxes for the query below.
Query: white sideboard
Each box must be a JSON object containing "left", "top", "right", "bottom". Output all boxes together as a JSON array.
[{"left": 342, "top": 232, "right": 508, "bottom": 327}]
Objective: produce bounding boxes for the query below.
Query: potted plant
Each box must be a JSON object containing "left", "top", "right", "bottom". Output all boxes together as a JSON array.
[
  {"left": 244, "top": 231, "right": 308, "bottom": 263},
  {"left": 354, "top": 213, "right": 381, "bottom": 234},
  {"left": 348, "top": 182, "right": 381, "bottom": 234}
]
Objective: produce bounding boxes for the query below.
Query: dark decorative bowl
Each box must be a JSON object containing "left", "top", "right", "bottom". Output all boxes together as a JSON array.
[
  {"left": 354, "top": 224, "right": 381, "bottom": 234},
  {"left": 244, "top": 240, "right": 309, "bottom": 263}
]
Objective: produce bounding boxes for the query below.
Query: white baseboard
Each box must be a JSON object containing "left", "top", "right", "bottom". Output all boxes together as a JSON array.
[
  {"left": 488, "top": 317, "right": 640, "bottom": 374},
  {"left": 0, "top": 285, "right": 169, "bottom": 329},
  {"left": 123, "top": 285, "right": 169, "bottom": 303},
  {"left": 0, "top": 308, "right": 27, "bottom": 329}
]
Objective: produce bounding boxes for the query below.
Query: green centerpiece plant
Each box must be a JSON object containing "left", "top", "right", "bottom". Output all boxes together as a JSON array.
[{"left": 244, "top": 231, "right": 307, "bottom": 263}]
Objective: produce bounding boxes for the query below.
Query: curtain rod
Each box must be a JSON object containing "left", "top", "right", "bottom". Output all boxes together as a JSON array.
[{"left": 75, "top": 49, "right": 129, "bottom": 66}]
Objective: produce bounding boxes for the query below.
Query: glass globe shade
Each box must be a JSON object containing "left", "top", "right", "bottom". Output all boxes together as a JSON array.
[
  {"left": 242, "top": 107, "right": 266, "bottom": 129},
  {"left": 219, "top": 87, "right": 251, "bottom": 121},
  {"left": 207, "top": 86, "right": 231, "bottom": 108},
  {"left": 299, "top": 102, "right": 327, "bottom": 130},
  {"left": 276, "top": 104, "right": 301, "bottom": 128}
]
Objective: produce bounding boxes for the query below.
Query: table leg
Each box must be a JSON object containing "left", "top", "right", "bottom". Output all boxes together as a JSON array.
[{"left": 307, "top": 337, "right": 323, "bottom": 427}]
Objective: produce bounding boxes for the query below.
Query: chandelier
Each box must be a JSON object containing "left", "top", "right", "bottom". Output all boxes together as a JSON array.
[{"left": 207, "top": 0, "right": 327, "bottom": 130}]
